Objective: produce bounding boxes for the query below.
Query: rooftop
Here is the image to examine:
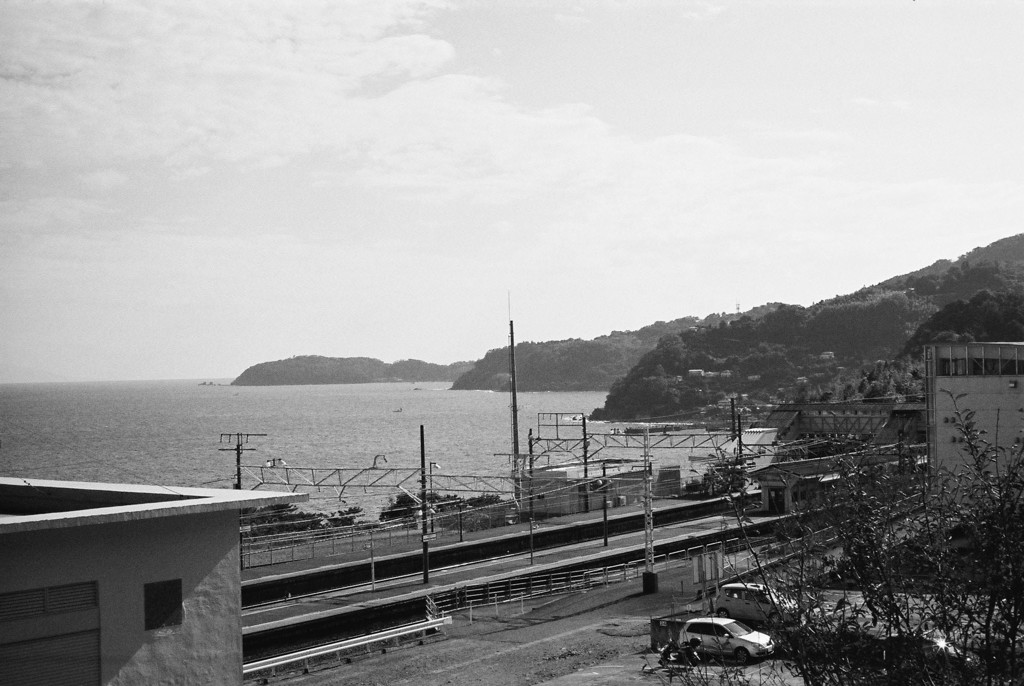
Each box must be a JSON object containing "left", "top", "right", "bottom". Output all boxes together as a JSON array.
[{"left": 0, "top": 477, "right": 306, "bottom": 534}]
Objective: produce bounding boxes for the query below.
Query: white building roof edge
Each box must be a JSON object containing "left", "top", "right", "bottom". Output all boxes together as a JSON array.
[{"left": 0, "top": 477, "right": 307, "bottom": 535}]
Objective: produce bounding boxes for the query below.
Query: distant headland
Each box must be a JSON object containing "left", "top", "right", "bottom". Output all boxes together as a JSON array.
[{"left": 231, "top": 355, "right": 473, "bottom": 386}]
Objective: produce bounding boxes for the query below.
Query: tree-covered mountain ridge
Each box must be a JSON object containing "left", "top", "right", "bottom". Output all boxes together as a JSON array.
[
  {"left": 232, "top": 356, "right": 474, "bottom": 386},
  {"left": 458, "top": 234, "right": 1024, "bottom": 396},
  {"left": 592, "top": 235, "right": 1024, "bottom": 420},
  {"left": 449, "top": 304, "right": 782, "bottom": 393},
  {"left": 232, "top": 233, "right": 1024, "bottom": 393},
  {"left": 877, "top": 233, "right": 1024, "bottom": 296},
  {"left": 231, "top": 306, "right": 780, "bottom": 388}
]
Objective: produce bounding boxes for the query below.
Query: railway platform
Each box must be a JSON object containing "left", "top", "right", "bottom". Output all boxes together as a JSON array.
[{"left": 240, "top": 496, "right": 779, "bottom": 660}]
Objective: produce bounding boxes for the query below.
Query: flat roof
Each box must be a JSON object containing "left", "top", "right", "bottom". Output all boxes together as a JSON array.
[{"left": 0, "top": 477, "right": 307, "bottom": 535}]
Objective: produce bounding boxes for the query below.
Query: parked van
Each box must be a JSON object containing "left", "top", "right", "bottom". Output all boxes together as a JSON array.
[{"left": 714, "top": 582, "right": 791, "bottom": 623}]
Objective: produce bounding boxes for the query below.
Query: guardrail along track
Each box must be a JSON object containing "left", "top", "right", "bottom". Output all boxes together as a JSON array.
[{"left": 243, "top": 616, "right": 452, "bottom": 680}]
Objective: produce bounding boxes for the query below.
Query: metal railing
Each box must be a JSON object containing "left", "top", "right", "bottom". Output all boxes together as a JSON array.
[
  {"left": 242, "top": 616, "right": 452, "bottom": 678},
  {"left": 428, "top": 542, "right": 735, "bottom": 619},
  {"left": 240, "top": 493, "right": 733, "bottom": 569},
  {"left": 420, "top": 530, "right": 789, "bottom": 619},
  {"left": 241, "top": 499, "right": 531, "bottom": 568},
  {"left": 429, "top": 561, "right": 641, "bottom": 617},
  {"left": 242, "top": 521, "right": 426, "bottom": 568}
]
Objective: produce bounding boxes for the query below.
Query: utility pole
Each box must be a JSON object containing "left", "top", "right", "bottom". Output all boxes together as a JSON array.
[
  {"left": 528, "top": 428, "right": 535, "bottom": 564},
  {"left": 602, "top": 460, "right": 609, "bottom": 547},
  {"left": 509, "top": 320, "right": 521, "bottom": 470},
  {"left": 458, "top": 502, "right": 464, "bottom": 543},
  {"left": 731, "top": 396, "right": 737, "bottom": 440},
  {"left": 730, "top": 397, "right": 744, "bottom": 493},
  {"left": 420, "top": 425, "right": 430, "bottom": 584},
  {"left": 642, "top": 427, "right": 657, "bottom": 593},
  {"left": 582, "top": 415, "right": 589, "bottom": 513},
  {"left": 527, "top": 429, "right": 535, "bottom": 525},
  {"left": 367, "top": 529, "right": 376, "bottom": 591},
  {"left": 429, "top": 462, "right": 441, "bottom": 532},
  {"left": 737, "top": 405, "right": 744, "bottom": 489},
  {"left": 219, "top": 433, "right": 267, "bottom": 490}
]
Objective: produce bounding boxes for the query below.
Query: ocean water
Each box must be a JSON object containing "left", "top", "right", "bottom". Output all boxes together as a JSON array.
[{"left": 0, "top": 380, "right": 609, "bottom": 512}]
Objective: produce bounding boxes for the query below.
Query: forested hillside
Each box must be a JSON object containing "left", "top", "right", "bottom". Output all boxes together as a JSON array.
[
  {"left": 231, "top": 235, "right": 1024, "bottom": 399},
  {"left": 878, "top": 234, "right": 1024, "bottom": 298},
  {"left": 453, "top": 241, "right": 1024, "bottom": 397},
  {"left": 592, "top": 257, "right": 1024, "bottom": 420},
  {"left": 591, "top": 289, "right": 934, "bottom": 420},
  {"left": 449, "top": 305, "right": 781, "bottom": 392},
  {"left": 814, "top": 290, "right": 1024, "bottom": 405},
  {"left": 902, "top": 290, "right": 1024, "bottom": 354}
]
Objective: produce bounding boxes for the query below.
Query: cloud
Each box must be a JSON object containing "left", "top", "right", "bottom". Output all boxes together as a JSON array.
[
  {"left": 0, "top": 0, "right": 455, "bottom": 169},
  {"left": 338, "top": 76, "right": 617, "bottom": 201},
  {"left": 80, "top": 169, "right": 129, "bottom": 190},
  {"left": 0, "top": 196, "right": 109, "bottom": 232},
  {"left": 850, "top": 96, "right": 913, "bottom": 111},
  {"left": 679, "top": 1, "right": 726, "bottom": 21},
  {"left": 0, "top": 0, "right": 840, "bottom": 226},
  {"left": 553, "top": 11, "right": 590, "bottom": 29}
]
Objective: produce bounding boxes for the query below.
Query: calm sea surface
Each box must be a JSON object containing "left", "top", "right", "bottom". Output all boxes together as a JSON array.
[{"left": 0, "top": 380, "right": 608, "bottom": 513}]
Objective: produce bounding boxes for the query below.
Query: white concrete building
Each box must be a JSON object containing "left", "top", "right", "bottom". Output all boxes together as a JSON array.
[
  {"left": 523, "top": 460, "right": 644, "bottom": 517},
  {"left": 0, "top": 478, "right": 305, "bottom": 685},
  {"left": 924, "top": 342, "right": 1024, "bottom": 475}
]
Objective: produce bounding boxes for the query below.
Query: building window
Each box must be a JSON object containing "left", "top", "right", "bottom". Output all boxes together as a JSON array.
[{"left": 144, "top": 579, "right": 182, "bottom": 631}]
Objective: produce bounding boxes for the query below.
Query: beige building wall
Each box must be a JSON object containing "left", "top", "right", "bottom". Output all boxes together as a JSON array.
[
  {"left": 0, "top": 479, "right": 305, "bottom": 686},
  {"left": 926, "top": 342, "right": 1024, "bottom": 475},
  {"left": 1, "top": 509, "right": 242, "bottom": 685}
]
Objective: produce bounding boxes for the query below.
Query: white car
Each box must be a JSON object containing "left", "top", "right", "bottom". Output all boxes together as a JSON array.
[
  {"left": 714, "top": 582, "right": 791, "bottom": 623},
  {"left": 679, "top": 617, "right": 774, "bottom": 664}
]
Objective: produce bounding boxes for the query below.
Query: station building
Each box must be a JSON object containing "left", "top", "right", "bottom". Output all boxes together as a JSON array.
[
  {"left": 751, "top": 451, "right": 904, "bottom": 515},
  {"left": 749, "top": 402, "right": 927, "bottom": 514},
  {"left": 523, "top": 460, "right": 644, "bottom": 517},
  {"left": 0, "top": 477, "right": 305, "bottom": 686},
  {"left": 925, "top": 341, "right": 1024, "bottom": 474},
  {"left": 761, "top": 401, "right": 926, "bottom": 448},
  {"left": 747, "top": 342, "right": 1024, "bottom": 512}
]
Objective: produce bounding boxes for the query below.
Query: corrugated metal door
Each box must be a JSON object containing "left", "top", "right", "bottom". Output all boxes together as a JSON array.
[{"left": 0, "top": 629, "right": 100, "bottom": 686}]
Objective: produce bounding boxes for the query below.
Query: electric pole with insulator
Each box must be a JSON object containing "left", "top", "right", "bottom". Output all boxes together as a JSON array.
[{"left": 219, "top": 433, "right": 266, "bottom": 490}]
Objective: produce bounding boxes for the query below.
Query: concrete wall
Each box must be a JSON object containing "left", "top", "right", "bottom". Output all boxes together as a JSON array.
[
  {"left": 930, "top": 374, "right": 1024, "bottom": 474},
  {"left": 0, "top": 509, "right": 242, "bottom": 686}
]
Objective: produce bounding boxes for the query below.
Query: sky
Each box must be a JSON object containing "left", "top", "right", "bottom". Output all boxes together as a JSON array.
[{"left": 2, "top": 1, "right": 1022, "bottom": 383}]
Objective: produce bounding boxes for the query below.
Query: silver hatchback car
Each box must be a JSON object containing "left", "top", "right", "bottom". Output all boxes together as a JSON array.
[
  {"left": 714, "top": 582, "right": 791, "bottom": 623},
  {"left": 679, "top": 617, "right": 774, "bottom": 664}
]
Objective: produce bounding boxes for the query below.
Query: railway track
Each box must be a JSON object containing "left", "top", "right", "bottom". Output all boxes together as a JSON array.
[
  {"left": 241, "top": 502, "right": 779, "bottom": 663},
  {"left": 241, "top": 494, "right": 751, "bottom": 607}
]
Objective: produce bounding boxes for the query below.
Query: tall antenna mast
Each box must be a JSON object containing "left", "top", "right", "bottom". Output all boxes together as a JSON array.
[{"left": 509, "top": 319, "right": 521, "bottom": 469}]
